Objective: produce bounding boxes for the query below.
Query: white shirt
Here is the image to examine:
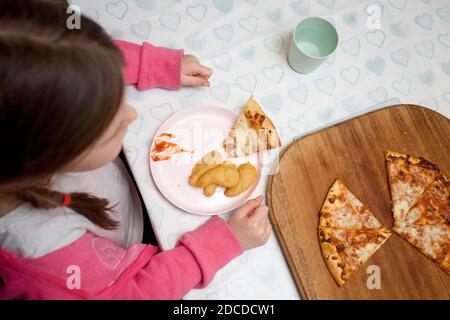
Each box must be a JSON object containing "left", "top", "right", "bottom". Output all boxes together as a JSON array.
[{"left": 0, "top": 157, "right": 143, "bottom": 258}]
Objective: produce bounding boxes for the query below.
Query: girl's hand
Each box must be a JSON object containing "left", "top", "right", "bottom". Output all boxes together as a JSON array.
[
  {"left": 228, "top": 195, "right": 272, "bottom": 251},
  {"left": 181, "top": 54, "right": 213, "bottom": 87}
]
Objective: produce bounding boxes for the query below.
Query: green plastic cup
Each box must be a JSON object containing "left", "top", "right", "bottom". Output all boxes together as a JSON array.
[{"left": 288, "top": 17, "right": 338, "bottom": 74}]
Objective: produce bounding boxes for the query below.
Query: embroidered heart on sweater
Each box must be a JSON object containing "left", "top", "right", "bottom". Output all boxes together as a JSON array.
[{"left": 92, "top": 238, "right": 126, "bottom": 270}]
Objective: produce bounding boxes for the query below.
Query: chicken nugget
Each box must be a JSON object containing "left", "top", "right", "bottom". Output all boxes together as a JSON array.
[
  {"left": 203, "top": 184, "right": 218, "bottom": 197},
  {"left": 189, "top": 150, "right": 223, "bottom": 186},
  {"left": 196, "top": 165, "right": 239, "bottom": 188},
  {"left": 202, "top": 162, "right": 237, "bottom": 197},
  {"left": 225, "top": 163, "right": 257, "bottom": 197}
]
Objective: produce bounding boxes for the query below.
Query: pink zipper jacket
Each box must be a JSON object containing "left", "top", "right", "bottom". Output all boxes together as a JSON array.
[{"left": 0, "top": 41, "right": 243, "bottom": 299}]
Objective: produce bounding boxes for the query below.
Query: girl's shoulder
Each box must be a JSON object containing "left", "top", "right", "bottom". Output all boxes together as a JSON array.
[
  {"left": 0, "top": 230, "right": 155, "bottom": 299},
  {"left": 0, "top": 158, "right": 142, "bottom": 259},
  {"left": 0, "top": 203, "right": 87, "bottom": 258}
]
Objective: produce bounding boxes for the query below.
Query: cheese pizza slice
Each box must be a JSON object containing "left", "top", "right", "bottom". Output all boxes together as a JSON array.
[
  {"left": 223, "top": 96, "right": 281, "bottom": 157},
  {"left": 318, "top": 180, "right": 391, "bottom": 286},
  {"left": 385, "top": 151, "right": 440, "bottom": 226},
  {"left": 391, "top": 165, "right": 449, "bottom": 274}
]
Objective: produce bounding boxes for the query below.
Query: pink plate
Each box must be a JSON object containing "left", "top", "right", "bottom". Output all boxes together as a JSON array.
[{"left": 149, "top": 106, "right": 262, "bottom": 216}]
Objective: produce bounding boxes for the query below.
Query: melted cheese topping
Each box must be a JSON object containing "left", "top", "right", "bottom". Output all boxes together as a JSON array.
[
  {"left": 395, "top": 224, "right": 449, "bottom": 259},
  {"left": 322, "top": 180, "right": 383, "bottom": 229},
  {"left": 355, "top": 242, "right": 380, "bottom": 263},
  {"left": 387, "top": 159, "right": 438, "bottom": 225}
]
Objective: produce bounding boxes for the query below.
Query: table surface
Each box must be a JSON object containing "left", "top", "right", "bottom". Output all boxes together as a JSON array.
[{"left": 71, "top": 0, "right": 450, "bottom": 299}]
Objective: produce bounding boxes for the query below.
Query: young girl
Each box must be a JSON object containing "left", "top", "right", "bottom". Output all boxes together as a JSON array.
[{"left": 0, "top": 0, "right": 271, "bottom": 299}]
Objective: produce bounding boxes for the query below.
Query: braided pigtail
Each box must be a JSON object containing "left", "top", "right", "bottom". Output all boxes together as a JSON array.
[{"left": 15, "top": 187, "right": 119, "bottom": 230}]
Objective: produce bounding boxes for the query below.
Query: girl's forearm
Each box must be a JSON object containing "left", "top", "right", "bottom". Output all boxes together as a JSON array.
[{"left": 114, "top": 40, "right": 183, "bottom": 91}]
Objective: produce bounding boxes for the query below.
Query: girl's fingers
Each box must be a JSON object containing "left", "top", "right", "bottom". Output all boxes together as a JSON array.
[
  {"left": 196, "top": 74, "right": 210, "bottom": 81},
  {"left": 197, "top": 65, "right": 213, "bottom": 77},
  {"left": 186, "top": 64, "right": 213, "bottom": 78},
  {"left": 235, "top": 195, "right": 264, "bottom": 218},
  {"left": 182, "top": 63, "right": 213, "bottom": 86},
  {"left": 182, "top": 75, "right": 210, "bottom": 87},
  {"left": 249, "top": 205, "right": 269, "bottom": 224}
]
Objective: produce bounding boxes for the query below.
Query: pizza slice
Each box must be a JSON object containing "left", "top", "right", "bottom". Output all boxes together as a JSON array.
[
  {"left": 385, "top": 151, "right": 440, "bottom": 226},
  {"left": 319, "top": 179, "right": 386, "bottom": 230},
  {"left": 318, "top": 180, "right": 391, "bottom": 286},
  {"left": 402, "top": 173, "right": 449, "bottom": 226},
  {"left": 319, "top": 227, "right": 391, "bottom": 286},
  {"left": 223, "top": 96, "right": 281, "bottom": 157},
  {"left": 393, "top": 224, "right": 450, "bottom": 274}
]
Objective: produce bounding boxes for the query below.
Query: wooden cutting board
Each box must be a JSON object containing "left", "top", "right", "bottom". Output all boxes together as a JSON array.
[{"left": 267, "top": 104, "right": 450, "bottom": 300}]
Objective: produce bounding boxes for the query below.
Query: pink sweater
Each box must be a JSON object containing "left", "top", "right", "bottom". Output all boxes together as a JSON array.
[{"left": 0, "top": 41, "right": 243, "bottom": 300}]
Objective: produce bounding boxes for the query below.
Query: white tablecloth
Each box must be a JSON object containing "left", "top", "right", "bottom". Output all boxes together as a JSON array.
[{"left": 71, "top": 0, "right": 450, "bottom": 299}]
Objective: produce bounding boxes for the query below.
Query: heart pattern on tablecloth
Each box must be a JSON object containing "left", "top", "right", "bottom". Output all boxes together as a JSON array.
[
  {"left": 261, "top": 94, "right": 282, "bottom": 113},
  {"left": 105, "top": 1, "right": 128, "bottom": 19},
  {"left": 391, "top": 48, "right": 409, "bottom": 67},
  {"left": 340, "top": 66, "right": 360, "bottom": 85},
  {"left": 210, "top": 82, "right": 231, "bottom": 102},
  {"left": 263, "top": 64, "right": 285, "bottom": 83},
  {"left": 130, "top": 21, "right": 151, "bottom": 40},
  {"left": 392, "top": 77, "right": 412, "bottom": 96},
  {"left": 186, "top": 3, "right": 207, "bottom": 22},
  {"left": 340, "top": 37, "right": 361, "bottom": 56},
  {"left": 150, "top": 103, "right": 174, "bottom": 121},
  {"left": 134, "top": 0, "right": 155, "bottom": 11},
  {"left": 315, "top": 75, "right": 336, "bottom": 95},
  {"left": 415, "top": 40, "right": 434, "bottom": 59},
  {"left": 264, "top": 34, "right": 284, "bottom": 54},
  {"left": 288, "top": 84, "right": 308, "bottom": 104},
  {"left": 212, "top": 52, "right": 232, "bottom": 71},
  {"left": 159, "top": 12, "right": 180, "bottom": 31},
  {"left": 75, "top": 0, "right": 450, "bottom": 300},
  {"left": 368, "top": 86, "right": 388, "bottom": 103},
  {"left": 365, "top": 57, "right": 385, "bottom": 76},
  {"left": 213, "top": 24, "right": 234, "bottom": 43},
  {"left": 290, "top": 0, "right": 311, "bottom": 16},
  {"left": 184, "top": 32, "right": 207, "bottom": 51},
  {"left": 288, "top": 115, "right": 309, "bottom": 134}
]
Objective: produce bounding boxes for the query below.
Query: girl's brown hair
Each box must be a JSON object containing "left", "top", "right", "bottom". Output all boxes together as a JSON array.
[{"left": 0, "top": 0, "right": 125, "bottom": 229}]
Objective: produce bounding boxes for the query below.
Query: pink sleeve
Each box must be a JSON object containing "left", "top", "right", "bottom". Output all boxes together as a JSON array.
[
  {"left": 113, "top": 40, "right": 183, "bottom": 90},
  {"left": 1, "top": 215, "right": 243, "bottom": 300},
  {"left": 106, "top": 216, "right": 243, "bottom": 299}
]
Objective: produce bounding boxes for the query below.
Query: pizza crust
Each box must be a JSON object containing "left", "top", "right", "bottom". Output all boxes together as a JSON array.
[
  {"left": 386, "top": 150, "right": 441, "bottom": 171},
  {"left": 318, "top": 238, "right": 346, "bottom": 286}
]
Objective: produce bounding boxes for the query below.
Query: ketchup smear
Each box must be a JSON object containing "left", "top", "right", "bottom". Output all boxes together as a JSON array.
[{"left": 151, "top": 133, "right": 190, "bottom": 161}]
